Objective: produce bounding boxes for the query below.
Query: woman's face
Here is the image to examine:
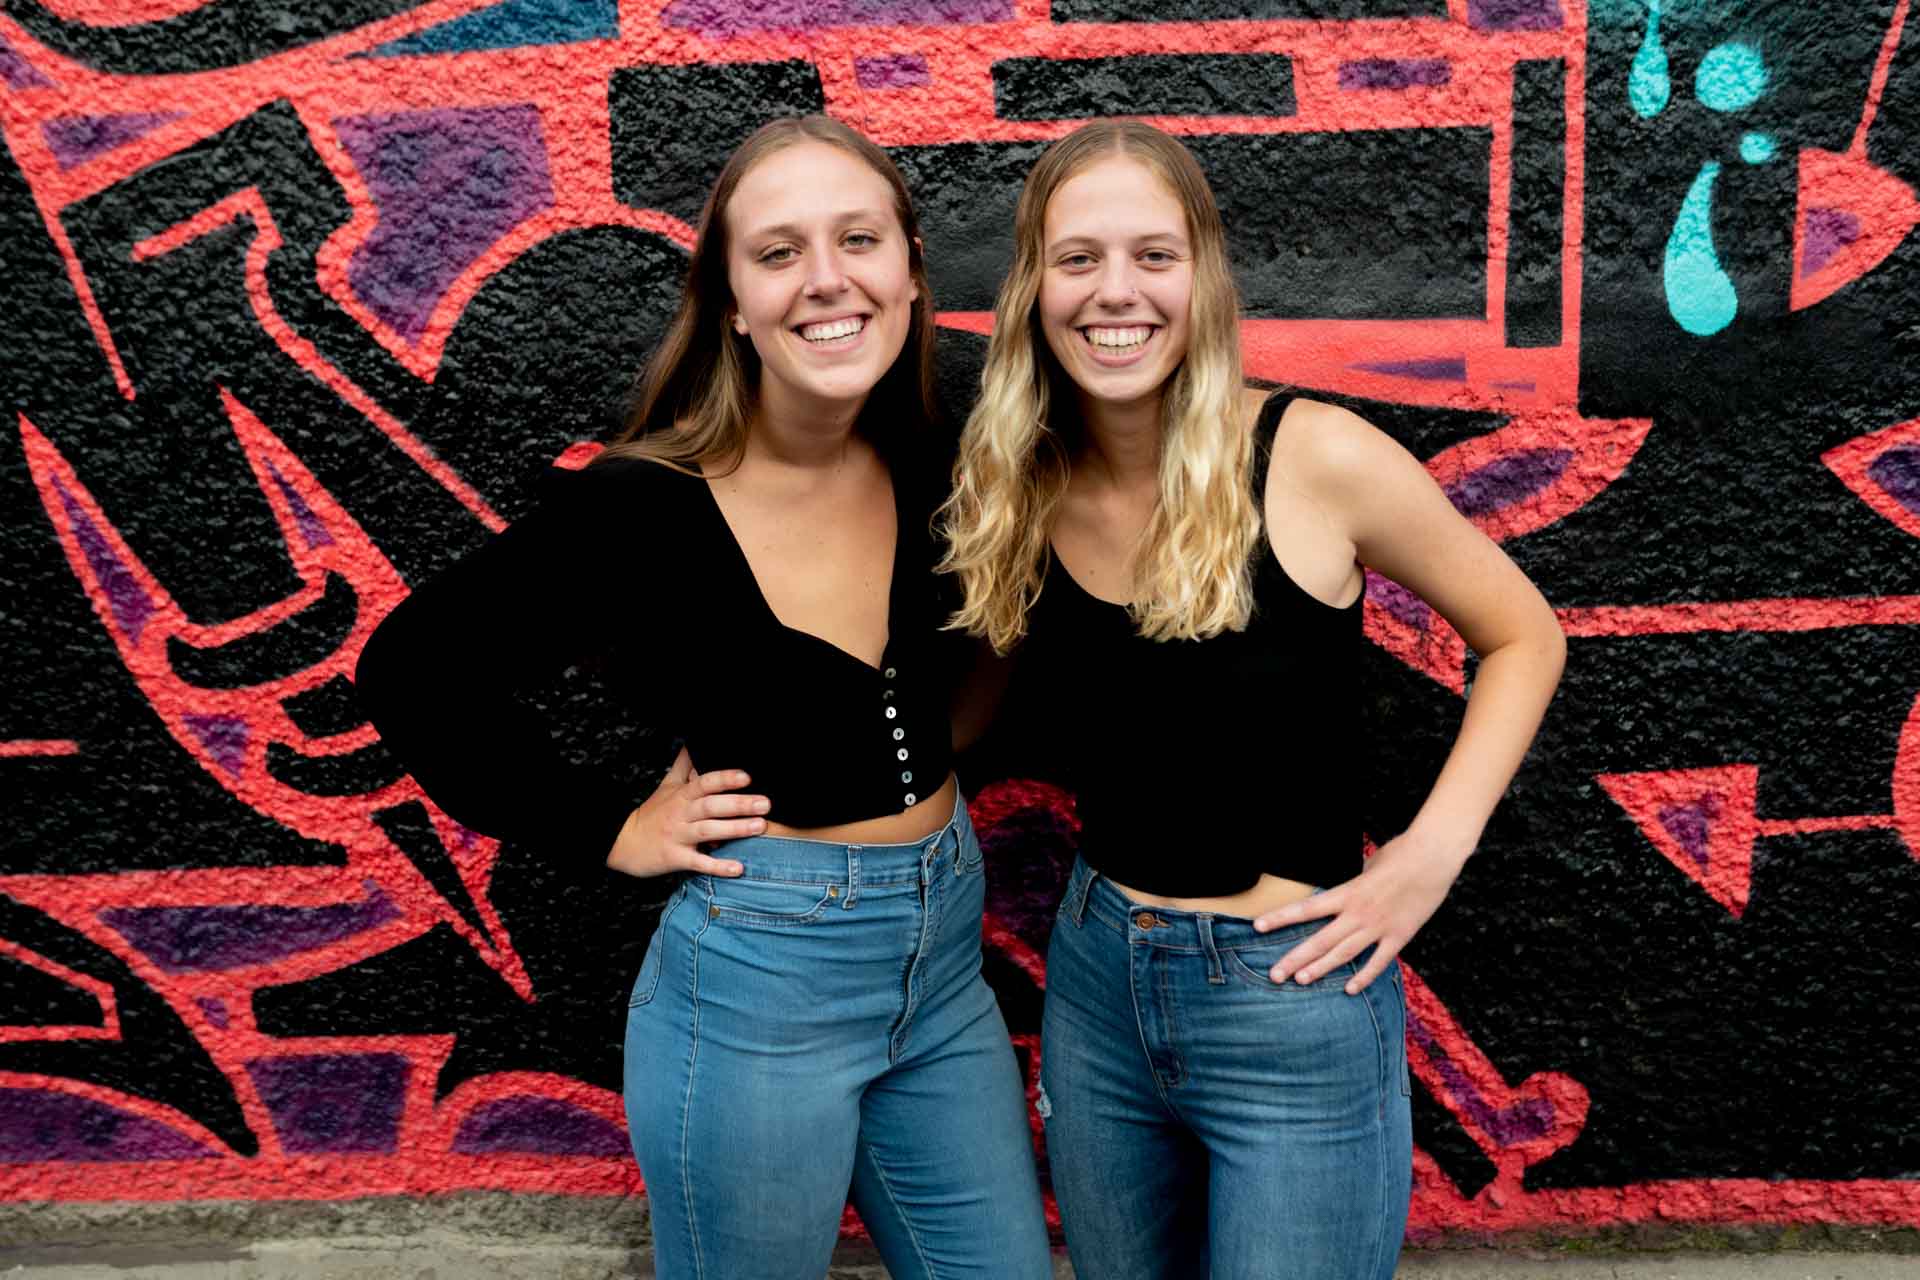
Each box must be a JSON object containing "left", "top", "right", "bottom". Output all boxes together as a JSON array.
[
  {"left": 1037, "top": 154, "right": 1195, "bottom": 413},
  {"left": 725, "top": 140, "right": 918, "bottom": 420}
]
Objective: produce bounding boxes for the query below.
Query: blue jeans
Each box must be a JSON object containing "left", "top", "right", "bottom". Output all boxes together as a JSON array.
[
  {"left": 623, "top": 797, "right": 1052, "bottom": 1280},
  {"left": 1041, "top": 856, "right": 1412, "bottom": 1280}
]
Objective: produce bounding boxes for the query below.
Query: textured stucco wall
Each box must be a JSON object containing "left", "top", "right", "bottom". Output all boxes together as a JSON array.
[{"left": 2, "top": 0, "right": 1918, "bottom": 1248}]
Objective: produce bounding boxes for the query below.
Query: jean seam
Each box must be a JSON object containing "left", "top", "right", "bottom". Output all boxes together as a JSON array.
[
  {"left": 857, "top": 1135, "right": 938, "bottom": 1279},
  {"left": 1126, "top": 944, "right": 1178, "bottom": 1114},
  {"left": 680, "top": 881, "right": 716, "bottom": 1280},
  {"left": 1356, "top": 967, "right": 1390, "bottom": 1126}
]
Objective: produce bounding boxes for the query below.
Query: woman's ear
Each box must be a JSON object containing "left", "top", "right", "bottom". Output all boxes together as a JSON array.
[{"left": 731, "top": 312, "right": 749, "bottom": 336}]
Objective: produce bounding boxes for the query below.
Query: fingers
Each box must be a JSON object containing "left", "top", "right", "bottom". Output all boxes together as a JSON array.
[
  {"left": 687, "top": 818, "right": 765, "bottom": 845},
  {"left": 1254, "top": 887, "right": 1343, "bottom": 933},
  {"left": 1269, "top": 919, "right": 1359, "bottom": 984},
  {"left": 695, "top": 768, "right": 755, "bottom": 796},
  {"left": 689, "top": 792, "right": 771, "bottom": 821},
  {"left": 682, "top": 850, "right": 745, "bottom": 877},
  {"left": 1344, "top": 947, "right": 1400, "bottom": 996},
  {"left": 1285, "top": 926, "right": 1378, "bottom": 988},
  {"left": 665, "top": 746, "right": 695, "bottom": 787}
]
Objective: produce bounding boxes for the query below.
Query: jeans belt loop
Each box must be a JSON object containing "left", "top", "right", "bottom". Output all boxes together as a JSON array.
[
  {"left": 1065, "top": 859, "right": 1095, "bottom": 927},
  {"left": 1196, "top": 914, "right": 1225, "bottom": 985},
  {"left": 843, "top": 846, "right": 861, "bottom": 909}
]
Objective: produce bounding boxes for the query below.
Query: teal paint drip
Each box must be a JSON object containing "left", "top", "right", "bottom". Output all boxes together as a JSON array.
[
  {"left": 1630, "top": 0, "right": 1670, "bottom": 118},
  {"left": 1740, "top": 131, "right": 1776, "bottom": 164},
  {"left": 1696, "top": 41, "right": 1768, "bottom": 112},
  {"left": 1665, "top": 161, "right": 1738, "bottom": 335}
]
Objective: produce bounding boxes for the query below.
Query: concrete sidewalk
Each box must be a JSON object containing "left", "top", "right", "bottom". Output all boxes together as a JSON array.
[
  {"left": 4, "top": 1244, "right": 1920, "bottom": 1278},
  {"left": 1, "top": 1198, "right": 1914, "bottom": 1278}
]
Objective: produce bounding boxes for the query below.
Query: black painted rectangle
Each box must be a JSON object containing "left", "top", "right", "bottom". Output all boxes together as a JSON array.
[
  {"left": 1052, "top": 0, "right": 1444, "bottom": 18},
  {"left": 892, "top": 128, "right": 1488, "bottom": 320},
  {"left": 610, "top": 61, "right": 825, "bottom": 223},
  {"left": 1505, "top": 59, "right": 1566, "bottom": 348},
  {"left": 993, "top": 54, "right": 1295, "bottom": 121}
]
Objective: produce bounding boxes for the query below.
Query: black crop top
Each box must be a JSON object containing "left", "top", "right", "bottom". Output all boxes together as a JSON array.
[
  {"left": 352, "top": 444, "right": 961, "bottom": 872},
  {"left": 1012, "top": 395, "right": 1366, "bottom": 897}
]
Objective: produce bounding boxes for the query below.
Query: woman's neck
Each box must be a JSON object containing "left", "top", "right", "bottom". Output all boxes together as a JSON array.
[
  {"left": 747, "top": 382, "right": 870, "bottom": 473},
  {"left": 1073, "top": 389, "right": 1163, "bottom": 495}
]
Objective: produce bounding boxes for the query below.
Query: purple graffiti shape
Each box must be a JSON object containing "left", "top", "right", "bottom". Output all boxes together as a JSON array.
[
  {"left": 197, "top": 997, "right": 230, "bottom": 1029},
  {"left": 181, "top": 713, "right": 249, "bottom": 778},
  {"left": 1405, "top": 1010, "right": 1555, "bottom": 1146},
  {"left": 856, "top": 53, "right": 932, "bottom": 89},
  {"left": 663, "top": 0, "right": 1011, "bottom": 38},
  {"left": 1353, "top": 357, "right": 1468, "bottom": 382},
  {"left": 53, "top": 479, "right": 156, "bottom": 646},
  {"left": 41, "top": 112, "right": 184, "bottom": 170},
  {"left": 1801, "top": 208, "right": 1863, "bottom": 278},
  {"left": 1468, "top": 0, "right": 1563, "bottom": 31},
  {"left": 1867, "top": 446, "right": 1920, "bottom": 517},
  {"left": 1443, "top": 448, "right": 1573, "bottom": 518},
  {"left": 0, "top": 36, "right": 55, "bottom": 89},
  {"left": 100, "top": 882, "right": 400, "bottom": 974},
  {"left": 0, "top": 1088, "right": 214, "bottom": 1163},
  {"left": 1365, "top": 572, "right": 1433, "bottom": 630},
  {"left": 334, "top": 107, "right": 554, "bottom": 343},
  {"left": 247, "top": 1053, "right": 409, "bottom": 1154},
  {"left": 452, "top": 1096, "right": 628, "bottom": 1156},
  {"left": 265, "top": 461, "right": 334, "bottom": 550},
  {"left": 1658, "top": 795, "right": 1720, "bottom": 869},
  {"left": 1339, "top": 59, "right": 1452, "bottom": 91}
]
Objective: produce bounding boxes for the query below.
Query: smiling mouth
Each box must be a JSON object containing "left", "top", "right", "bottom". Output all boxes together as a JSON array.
[
  {"left": 797, "top": 315, "right": 869, "bottom": 346},
  {"left": 1079, "top": 325, "right": 1157, "bottom": 358}
]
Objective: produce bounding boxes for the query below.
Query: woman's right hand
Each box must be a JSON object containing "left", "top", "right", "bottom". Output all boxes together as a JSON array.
[{"left": 605, "top": 748, "right": 767, "bottom": 879}]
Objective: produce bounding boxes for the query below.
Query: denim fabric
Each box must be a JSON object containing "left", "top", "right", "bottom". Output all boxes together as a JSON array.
[
  {"left": 623, "top": 798, "right": 1052, "bottom": 1280},
  {"left": 1041, "top": 855, "right": 1412, "bottom": 1280}
]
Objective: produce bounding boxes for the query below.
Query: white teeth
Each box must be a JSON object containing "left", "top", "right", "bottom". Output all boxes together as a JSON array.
[
  {"left": 1085, "top": 326, "right": 1152, "bottom": 350},
  {"left": 800, "top": 317, "right": 866, "bottom": 342}
]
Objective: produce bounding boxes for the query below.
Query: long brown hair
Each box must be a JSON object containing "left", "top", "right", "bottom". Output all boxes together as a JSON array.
[
  {"left": 601, "top": 115, "right": 938, "bottom": 474},
  {"left": 937, "top": 120, "right": 1256, "bottom": 652}
]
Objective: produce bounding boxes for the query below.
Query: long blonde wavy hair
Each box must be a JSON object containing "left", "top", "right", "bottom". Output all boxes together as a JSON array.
[
  {"left": 938, "top": 121, "right": 1259, "bottom": 653},
  {"left": 601, "top": 115, "right": 938, "bottom": 474}
]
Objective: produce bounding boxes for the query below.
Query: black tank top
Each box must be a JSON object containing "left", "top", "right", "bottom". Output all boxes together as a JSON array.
[{"left": 1016, "top": 394, "right": 1366, "bottom": 896}]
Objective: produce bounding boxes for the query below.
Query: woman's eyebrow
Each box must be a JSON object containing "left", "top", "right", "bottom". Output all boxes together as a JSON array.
[{"left": 740, "top": 209, "right": 892, "bottom": 242}]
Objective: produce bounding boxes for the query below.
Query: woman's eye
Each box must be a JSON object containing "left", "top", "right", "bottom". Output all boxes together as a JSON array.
[
  {"left": 1141, "top": 249, "right": 1176, "bottom": 265},
  {"left": 759, "top": 246, "right": 796, "bottom": 264},
  {"left": 844, "top": 232, "right": 879, "bottom": 249},
  {"left": 1061, "top": 253, "right": 1095, "bottom": 269}
]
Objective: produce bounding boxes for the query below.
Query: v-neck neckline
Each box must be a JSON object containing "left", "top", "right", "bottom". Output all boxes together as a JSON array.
[{"left": 695, "top": 463, "right": 905, "bottom": 675}]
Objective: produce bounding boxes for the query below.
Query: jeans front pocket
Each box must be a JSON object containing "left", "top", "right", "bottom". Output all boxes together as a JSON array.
[
  {"left": 629, "top": 885, "right": 687, "bottom": 1008},
  {"left": 1223, "top": 943, "right": 1356, "bottom": 995},
  {"left": 706, "top": 875, "right": 838, "bottom": 927}
]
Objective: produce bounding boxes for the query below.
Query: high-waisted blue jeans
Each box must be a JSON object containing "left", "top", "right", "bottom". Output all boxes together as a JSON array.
[
  {"left": 1041, "top": 855, "right": 1412, "bottom": 1280},
  {"left": 622, "top": 797, "right": 1052, "bottom": 1280}
]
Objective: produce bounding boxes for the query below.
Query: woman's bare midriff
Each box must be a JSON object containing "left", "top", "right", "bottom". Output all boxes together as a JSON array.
[
  {"left": 1105, "top": 871, "right": 1320, "bottom": 920},
  {"left": 762, "top": 773, "right": 960, "bottom": 845}
]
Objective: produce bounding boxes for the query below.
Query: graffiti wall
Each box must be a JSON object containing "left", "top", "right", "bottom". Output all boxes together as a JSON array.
[{"left": 2, "top": 0, "right": 1917, "bottom": 1245}]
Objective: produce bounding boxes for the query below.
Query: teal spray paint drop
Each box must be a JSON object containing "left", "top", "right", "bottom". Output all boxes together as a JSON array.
[
  {"left": 1696, "top": 41, "right": 1768, "bottom": 112},
  {"left": 1630, "top": 0, "right": 1671, "bottom": 118},
  {"left": 1665, "top": 161, "right": 1739, "bottom": 335},
  {"left": 1740, "top": 131, "right": 1776, "bottom": 163}
]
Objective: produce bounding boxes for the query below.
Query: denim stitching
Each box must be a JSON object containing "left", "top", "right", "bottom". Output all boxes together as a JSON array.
[
  {"left": 680, "top": 878, "right": 716, "bottom": 1279},
  {"left": 1356, "top": 963, "right": 1391, "bottom": 1126},
  {"left": 856, "top": 1135, "right": 937, "bottom": 1279}
]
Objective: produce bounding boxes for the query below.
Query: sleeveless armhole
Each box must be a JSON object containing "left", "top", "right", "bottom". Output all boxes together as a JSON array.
[{"left": 1250, "top": 389, "right": 1299, "bottom": 508}]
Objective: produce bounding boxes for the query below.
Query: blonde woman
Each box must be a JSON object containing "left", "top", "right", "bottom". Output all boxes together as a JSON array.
[
  {"left": 355, "top": 116, "right": 1050, "bottom": 1279},
  {"left": 940, "top": 120, "right": 1565, "bottom": 1278}
]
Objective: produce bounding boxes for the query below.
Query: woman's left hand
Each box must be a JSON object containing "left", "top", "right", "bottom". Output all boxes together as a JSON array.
[{"left": 1251, "top": 831, "right": 1471, "bottom": 994}]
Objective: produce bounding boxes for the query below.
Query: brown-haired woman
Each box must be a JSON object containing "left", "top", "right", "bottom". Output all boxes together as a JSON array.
[
  {"left": 942, "top": 120, "right": 1565, "bottom": 1278},
  {"left": 354, "top": 116, "right": 1051, "bottom": 1280}
]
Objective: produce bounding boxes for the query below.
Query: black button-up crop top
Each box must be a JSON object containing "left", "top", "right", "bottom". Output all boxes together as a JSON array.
[{"left": 352, "top": 445, "right": 963, "bottom": 870}]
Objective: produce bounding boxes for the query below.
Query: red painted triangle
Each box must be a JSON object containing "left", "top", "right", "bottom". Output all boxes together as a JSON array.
[{"left": 1597, "top": 766, "right": 1759, "bottom": 918}]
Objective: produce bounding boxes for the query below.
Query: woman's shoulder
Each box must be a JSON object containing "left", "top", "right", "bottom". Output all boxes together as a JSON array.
[{"left": 534, "top": 448, "right": 702, "bottom": 514}]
